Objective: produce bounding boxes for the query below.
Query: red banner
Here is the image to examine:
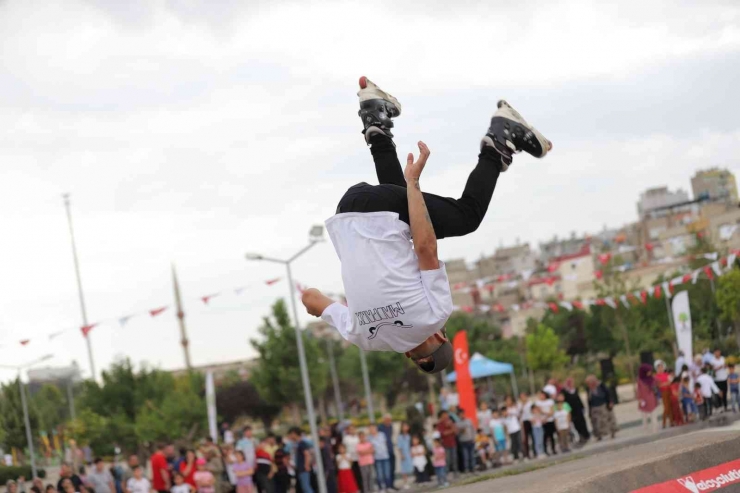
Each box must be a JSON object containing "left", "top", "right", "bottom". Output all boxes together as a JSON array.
[
  {"left": 632, "top": 459, "right": 740, "bottom": 492},
  {"left": 452, "top": 331, "right": 478, "bottom": 428}
]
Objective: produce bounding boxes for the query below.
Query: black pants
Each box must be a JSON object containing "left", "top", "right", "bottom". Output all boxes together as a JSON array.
[
  {"left": 543, "top": 422, "right": 557, "bottom": 455},
  {"left": 716, "top": 380, "right": 728, "bottom": 410},
  {"left": 572, "top": 410, "right": 590, "bottom": 441},
  {"left": 255, "top": 473, "right": 274, "bottom": 493},
  {"left": 509, "top": 431, "right": 522, "bottom": 460},
  {"left": 337, "top": 135, "right": 501, "bottom": 239},
  {"left": 351, "top": 461, "right": 363, "bottom": 492},
  {"left": 522, "top": 421, "right": 535, "bottom": 458}
]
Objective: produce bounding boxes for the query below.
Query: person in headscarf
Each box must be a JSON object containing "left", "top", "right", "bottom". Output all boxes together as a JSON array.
[
  {"left": 654, "top": 360, "right": 674, "bottom": 428},
  {"left": 561, "top": 378, "right": 590, "bottom": 444},
  {"left": 637, "top": 364, "right": 659, "bottom": 433},
  {"left": 585, "top": 375, "right": 618, "bottom": 441}
]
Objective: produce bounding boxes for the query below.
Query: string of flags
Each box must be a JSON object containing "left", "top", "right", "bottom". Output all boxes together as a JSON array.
[
  {"left": 1, "top": 276, "right": 285, "bottom": 350},
  {"left": 452, "top": 250, "right": 739, "bottom": 315}
]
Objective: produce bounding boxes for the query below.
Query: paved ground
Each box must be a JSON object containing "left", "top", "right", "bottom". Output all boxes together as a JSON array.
[{"left": 445, "top": 415, "right": 740, "bottom": 493}]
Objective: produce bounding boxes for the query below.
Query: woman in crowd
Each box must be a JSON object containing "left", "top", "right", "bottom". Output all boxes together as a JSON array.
[
  {"left": 637, "top": 363, "right": 659, "bottom": 433},
  {"left": 180, "top": 450, "right": 198, "bottom": 487},
  {"left": 231, "top": 451, "right": 253, "bottom": 493},
  {"left": 655, "top": 360, "right": 674, "bottom": 427},
  {"left": 534, "top": 390, "right": 556, "bottom": 456},
  {"left": 586, "top": 375, "right": 618, "bottom": 440},
  {"left": 561, "top": 378, "right": 590, "bottom": 444},
  {"left": 396, "top": 423, "right": 413, "bottom": 489}
]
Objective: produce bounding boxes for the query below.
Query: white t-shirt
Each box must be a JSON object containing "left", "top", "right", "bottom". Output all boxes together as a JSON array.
[
  {"left": 713, "top": 356, "right": 728, "bottom": 381},
  {"left": 411, "top": 445, "right": 428, "bottom": 472},
  {"left": 477, "top": 409, "right": 492, "bottom": 434},
  {"left": 535, "top": 399, "right": 555, "bottom": 422},
  {"left": 488, "top": 418, "right": 506, "bottom": 440},
  {"left": 322, "top": 212, "right": 453, "bottom": 352},
  {"left": 543, "top": 384, "right": 557, "bottom": 398},
  {"left": 127, "top": 477, "right": 151, "bottom": 493},
  {"left": 554, "top": 409, "right": 570, "bottom": 431},
  {"left": 172, "top": 485, "right": 190, "bottom": 493},
  {"left": 504, "top": 408, "right": 521, "bottom": 434},
  {"left": 520, "top": 400, "right": 533, "bottom": 421},
  {"left": 343, "top": 434, "right": 360, "bottom": 462}
]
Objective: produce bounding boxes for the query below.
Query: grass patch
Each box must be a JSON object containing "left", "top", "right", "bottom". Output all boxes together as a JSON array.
[{"left": 459, "top": 454, "right": 586, "bottom": 485}]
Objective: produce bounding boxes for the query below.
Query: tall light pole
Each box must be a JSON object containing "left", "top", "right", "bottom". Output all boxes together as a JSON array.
[
  {"left": 62, "top": 194, "right": 95, "bottom": 380},
  {"left": 0, "top": 354, "right": 54, "bottom": 478},
  {"left": 245, "top": 225, "right": 328, "bottom": 493},
  {"left": 325, "top": 337, "right": 344, "bottom": 421},
  {"left": 359, "top": 349, "right": 375, "bottom": 423}
]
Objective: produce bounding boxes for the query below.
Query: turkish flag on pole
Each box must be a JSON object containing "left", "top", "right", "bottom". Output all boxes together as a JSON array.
[{"left": 452, "top": 331, "right": 478, "bottom": 428}]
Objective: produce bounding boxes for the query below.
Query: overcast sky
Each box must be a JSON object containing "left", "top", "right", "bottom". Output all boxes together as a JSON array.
[{"left": 1, "top": 0, "right": 739, "bottom": 383}]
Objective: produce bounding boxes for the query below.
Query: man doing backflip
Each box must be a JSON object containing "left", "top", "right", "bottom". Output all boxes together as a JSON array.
[{"left": 302, "top": 77, "right": 551, "bottom": 374}]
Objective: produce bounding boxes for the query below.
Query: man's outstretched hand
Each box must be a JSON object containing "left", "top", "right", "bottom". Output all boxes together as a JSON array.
[{"left": 404, "top": 141, "right": 430, "bottom": 185}]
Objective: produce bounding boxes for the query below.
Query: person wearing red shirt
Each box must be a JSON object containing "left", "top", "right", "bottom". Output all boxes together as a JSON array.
[
  {"left": 178, "top": 449, "right": 197, "bottom": 487},
  {"left": 436, "top": 411, "right": 458, "bottom": 476},
  {"left": 151, "top": 443, "right": 171, "bottom": 493}
]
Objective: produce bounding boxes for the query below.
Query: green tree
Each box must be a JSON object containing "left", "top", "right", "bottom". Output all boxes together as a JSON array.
[
  {"left": 249, "top": 299, "right": 328, "bottom": 419},
  {"left": 717, "top": 269, "right": 740, "bottom": 349},
  {"left": 32, "top": 384, "right": 67, "bottom": 433},
  {"left": 216, "top": 380, "right": 281, "bottom": 430},
  {"left": 526, "top": 324, "right": 568, "bottom": 372},
  {"left": 0, "top": 379, "right": 40, "bottom": 451}
]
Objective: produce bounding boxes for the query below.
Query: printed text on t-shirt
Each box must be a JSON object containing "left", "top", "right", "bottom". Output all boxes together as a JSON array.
[{"left": 355, "top": 302, "right": 406, "bottom": 325}]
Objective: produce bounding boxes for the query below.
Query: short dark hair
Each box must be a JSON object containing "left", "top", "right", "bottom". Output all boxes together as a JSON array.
[
  {"left": 244, "top": 425, "right": 252, "bottom": 432},
  {"left": 132, "top": 465, "right": 142, "bottom": 471},
  {"left": 288, "top": 426, "right": 302, "bottom": 436},
  {"left": 695, "top": 382, "right": 701, "bottom": 388},
  {"left": 94, "top": 458, "right": 103, "bottom": 464}
]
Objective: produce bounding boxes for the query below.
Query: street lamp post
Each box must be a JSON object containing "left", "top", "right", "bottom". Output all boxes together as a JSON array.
[
  {"left": 246, "top": 225, "right": 328, "bottom": 493},
  {"left": 325, "top": 338, "right": 345, "bottom": 422},
  {"left": 0, "top": 354, "right": 53, "bottom": 478}
]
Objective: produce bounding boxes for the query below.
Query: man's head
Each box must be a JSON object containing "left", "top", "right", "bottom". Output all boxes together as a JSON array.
[
  {"left": 368, "top": 425, "right": 377, "bottom": 435},
  {"left": 60, "top": 463, "right": 71, "bottom": 477},
  {"left": 128, "top": 454, "right": 139, "bottom": 467},
  {"left": 715, "top": 349, "right": 722, "bottom": 358},
  {"left": 438, "top": 410, "right": 449, "bottom": 422},
  {"left": 94, "top": 458, "right": 104, "bottom": 472},
  {"left": 287, "top": 427, "right": 302, "bottom": 442},
  {"left": 585, "top": 375, "right": 598, "bottom": 389},
  {"left": 164, "top": 444, "right": 175, "bottom": 457},
  {"left": 243, "top": 426, "right": 253, "bottom": 438},
  {"left": 383, "top": 414, "right": 392, "bottom": 426},
  {"left": 405, "top": 328, "right": 453, "bottom": 374}
]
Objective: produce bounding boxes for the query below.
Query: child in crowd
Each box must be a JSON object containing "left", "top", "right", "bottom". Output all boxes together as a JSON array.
[
  {"left": 231, "top": 451, "right": 253, "bottom": 493},
  {"left": 669, "top": 373, "right": 684, "bottom": 426},
  {"left": 125, "top": 465, "right": 150, "bottom": 493},
  {"left": 336, "top": 444, "right": 359, "bottom": 493},
  {"left": 504, "top": 396, "right": 523, "bottom": 463},
  {"left": 356, "top": 432, "right": 375, "bottom": 493},
  {"left": 694, "top": 383, "right": 706, "bottom": 420},
  {"left": 489, "top": 409, "right": 508, "bottom": 465},
  {"left": 729, "top": 364, "right": 739, "bottom": 413},
  {"left": 410, "top": 435, "right": 429, "bottom": 484},
  {"left": 530, "top": 407, "right": 544, "bottom": 458},
  {"left": 193, "top": 458, "right": 215, "bottom": 493},
  {"left": 475, "top": 429, "right": 491, "bottom": 469},
  {"left": 553, "top": 398, "right": 571, "bottom": 453},
  {"left": 432, "top": 439, "right": 448, "bottom": 488},
  {"left": 680, "top": 376, "right": 697, "bottom": 423},
  {"left": 171, "top": 473, "right": 195, "bottom": 493}
]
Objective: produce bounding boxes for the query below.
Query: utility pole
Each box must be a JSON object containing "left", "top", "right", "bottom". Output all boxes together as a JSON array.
[
  {"left": 172, "top": 264, "right": 192, "bottom": 370},
  {"left": 63, "top": 194, "right": 95, "bottom": 380}
]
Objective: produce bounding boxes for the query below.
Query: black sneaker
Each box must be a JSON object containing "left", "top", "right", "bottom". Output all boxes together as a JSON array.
[
  {"left": 357, "top": 76, "right": 402, "bottom": 142},
  {"left": 481, "top": 100, "right": 552, "bottom": 171}
]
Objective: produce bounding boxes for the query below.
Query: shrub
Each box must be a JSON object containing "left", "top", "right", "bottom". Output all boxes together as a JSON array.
[{"left": 0, "top": 466, "right": 47, "bottom": 483}]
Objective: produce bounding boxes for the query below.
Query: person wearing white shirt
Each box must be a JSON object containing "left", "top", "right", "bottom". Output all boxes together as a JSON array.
[
  {"left": 301, "top": 77, "right": 551, "bottom": 375},
  {"left": 477, "top": 402, "right": 493, "bottom": 436},
  {"left": 674, "top": 351, "right": 687, "bottom": 377},
  {"left": 712, "top": 349, "right": 729, "bottom": 411},
  {"left": 518, "top": 393, "right": 535, "bottom": 459},
  {"left": 342, "top": 426, "right": 362, "bottom": 491},
  {"left": 697, "top": 368, "right": 721, "bottom": 418},
  {"left": 534, "top": 391, "right": 556, "bottom": 456}
]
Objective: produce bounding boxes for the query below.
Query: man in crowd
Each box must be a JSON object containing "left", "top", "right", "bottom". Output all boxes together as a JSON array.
[
  {"left": 150, "top": 443, "right": 171, "bottom": 493},
  {"left": 456, "top": 409, "right": 476, "bottom": 473},
  {"left": 289, "top": 427, "right": 314, "bottom": 493},
  {"left": 436, "top": 411, "right": 458, "bottom": 476},
  {"left": 57, "top": 462, "right": 83, "bottom": 492},
  {"left": 236, "top": 426, "right": 256, "bottom": 464},
  {"left": 697, "top": 367, "right": 722, "bottom": 417},
  {"left": 585, "top": 375, "right": 618, "bottom": 440},
  {"left": 712, "top": 348, "right": 729, "bottom": 412},
  {"left": 377, "top": 414, "right": 396, "bottom": 490},
  {"left": 87, "top": 458, "right": 115, "bottom": 493}
]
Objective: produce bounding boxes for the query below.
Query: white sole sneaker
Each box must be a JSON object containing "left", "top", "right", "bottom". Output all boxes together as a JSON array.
[
  {"left": 493, "top": 100, "right": 552, "bottom": 157},
  {"left": 358, "top": 76, "right": 402, "bottom": 115}
]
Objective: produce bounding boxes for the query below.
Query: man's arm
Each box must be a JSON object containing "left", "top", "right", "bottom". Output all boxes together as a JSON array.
[
  {"left": 404, "top": 142, "right": 438, "bottom": 271},
  {"left": 302, "top": 288, "right": 335, "bottom": 317}
]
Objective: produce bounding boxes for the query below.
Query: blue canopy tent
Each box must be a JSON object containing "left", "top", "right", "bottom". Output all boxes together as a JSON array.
[{"left": 446, "top": 353, "right": 519, "bottom": 397}]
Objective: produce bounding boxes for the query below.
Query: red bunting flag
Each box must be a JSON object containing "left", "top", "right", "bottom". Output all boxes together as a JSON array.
[
  {"left": 492, "top": 303, "right": 505, "bottom": 313},
  {"left": 265, "top": 277, "right": 281, "bottom": 286},
  {"left": 547, "top": 261, "right": 560, "bottom": 273},
  {"left": 81, "top": 324, "right": 97, "bottom": 336},
  {"left": 461, "top": 305, "right": 474, "bottom": 313},
  {"left": 653, "top": 285, "right": 662, "bottom": 299},
  {"left": 704, "top": 265, "right": 714, "bottom": 280},
  {"left": 485, "top": 285, "right": 494, "bottom": 293},
  {"left": 572, "top": 300, "right": 584, "bottom": 310},
  {"left": 721, "top": 257, "right": 728, "bottom": 267},
  {"left": 545, "top": 277, "right": 556, "bottom": 286},
  {"left": 598, "top": 253, "right": 612, "bottom": 265},
  {"left": 645, "top": 243, "right": 654, "bottom": 251},
  {"left": 682, "top": 273, "right": 692, "bottom": 284},
  {"left": 150, "top": 307, "right": 167, "bottom": 317},
  {"left": 595, "top": 299, "right": 606, "bottom": 306},
  {"left": 201, "top": 294, "right": 219, "bottom": 305},
  {"left": 548, "top": 302, "right": 559, "bottom": 313},
  {"left": 640, "top": 291, "right": 648, "bottom": 304},
  {"left": 20, "top": 339, "right": 30, "bottom": 346},
  {"left": 594, "top": 270, "right": 603, "bottom": 280}
]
